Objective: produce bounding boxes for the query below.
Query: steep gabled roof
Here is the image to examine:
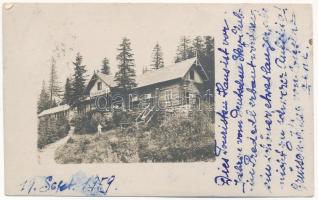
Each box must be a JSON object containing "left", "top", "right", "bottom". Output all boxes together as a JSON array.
[
  {"left": 96, "top": 72, "right": 116, "bottom": 87},
  {"left": 84, "top": 57, "right": 207, "bottom": 93},
  {"left": 84, "top": 72, "right": 116, "bottom": 94},
  {"left": 38, "top": 104, "right": 70, "bottom": 117},
  {"left": 135, "top": 57, "right": 197, "bottom": 88}
]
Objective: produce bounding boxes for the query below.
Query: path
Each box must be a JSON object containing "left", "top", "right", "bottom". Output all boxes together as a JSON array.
[{"left": 38, "top": 126, "right": 74, "bottom": 165}]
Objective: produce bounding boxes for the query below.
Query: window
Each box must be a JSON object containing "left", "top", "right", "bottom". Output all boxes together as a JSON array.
[
  {"left": 97, "top": 82, "right": 102, "bottom": 90},
  {"left": 165, "top": 90, "right": 172, "bottom": 104},
  {"left": 131, "top": 94, "right": 138, "bottom": 102},
  {"left": 185, "top": 92, "right": 190, "bottom": 104},
  {"left": 195, "top": 94, "right": 201, "bottom": 107},
  {"left": 190, "top": 70, "right": 195, "bottom": 80},
  {"left": 145, "top": 93, "right": 152, "bottom": 99}
]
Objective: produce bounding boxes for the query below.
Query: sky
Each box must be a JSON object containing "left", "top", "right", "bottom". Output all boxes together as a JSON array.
[{"left": 4, "top": 4, "right": 218, "bottom": 94}]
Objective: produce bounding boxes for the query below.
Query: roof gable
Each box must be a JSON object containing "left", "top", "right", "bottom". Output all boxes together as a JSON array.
[
  {"left": 84, "top": 58, "right": 206, "bottom": 92},
  {"left": 84, "top": 72, "right": 115, "bottom": 94},
  {"left": 97, "top": 72, "right": 116, "bottom": 87},
  {"left": 135, "top": 57, "right": 197, "bottom": 88}
]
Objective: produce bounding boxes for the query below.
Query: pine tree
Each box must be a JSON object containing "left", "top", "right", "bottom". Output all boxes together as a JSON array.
[
  {"left": 202, "top": 36, "right": 215, "bottom": 93},
  {"left": 48, "top": 57, "right": 61, "bottom": 107},
  {"left": 101, "top": 57, "right": 111, "bottom": 75},
  {"left": 192, "top": 36, "right": 205, "bottom": 57},
  {"left": 72, "top": 53, "right": 87, "bottom": 103},
  {"left": 115, "top": 37, "right": 137, "bottom": 92},
  {"left": 204, "top": 36, "right": 214, "bottom": 57},
  {"left": 37, "top": 81, "right": 50, "bottom": 114},
  {"left": 187, "top": 45, "right": 195, "bottom": 59},
  {"left": 150, "top": 42, "right": 164, "bottom": 70},
  {"left": 175, "top": 36, "right": 193, "bottom": 63},
  {"left": 63, "top": 77, "right": 73, "bottom": 105}
]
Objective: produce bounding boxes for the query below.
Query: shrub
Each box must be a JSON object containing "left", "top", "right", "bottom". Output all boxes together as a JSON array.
[
  {"left": 79, "top": 138, "right": 91, "bottom": 153},
  {"left": 110, "top": 134, "right": 139, "bottom": 163},
  {"left": 86, "top": 112, "right": 98, "bottom": 133},
  {"left": 138, "top": 144, "right": 214, "bottom": 162},
  {"left": 67, "top": 137, "right": 74, "bottom": 143},
  {"left": 138, "top": 104, "right": 215, "bottom": 162},
  {"left": 72, "top": 111, "right": 115, "bottom": 134},
  {"left": 146, "top": 110, "right": 165, "bottom": 129},
  {"left": 90, "top": 112, "right": 114, "bottom": 132},
  {"left": 55, "top": 131, "right": 139, "bottom": 164},
  {"left": 72, "top": 111, "right": 96, "bottom": 134},
  {"left": 37, "top": 115, "right": 70, "bottom": 149},
  {"left": 112, "top": 110, "right": 138, "bottom": 127},
  {"left": 112, "top": 110, "right": 128, "bottom": 127},
  {"left": 54, "top": 103, "right": 215, "bottom": 163},
  {"left": 72, "top": 113, "right": 88, "bottom": 134}
]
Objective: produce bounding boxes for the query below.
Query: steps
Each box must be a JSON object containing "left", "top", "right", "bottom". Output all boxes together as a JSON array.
[{"left": 135, "top": 105, "right": 156, "bottom": 125}]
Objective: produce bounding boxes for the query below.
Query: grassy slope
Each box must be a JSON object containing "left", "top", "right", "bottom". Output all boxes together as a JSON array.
[
  {"left": 55, "top": 130, "right": 139, "bottom": 163},
  {"left": 55, "top": 129, "right": 215, "bottom": 164},
  {"left": 55, "top": 110, "right": 215, "bottom": 163}
]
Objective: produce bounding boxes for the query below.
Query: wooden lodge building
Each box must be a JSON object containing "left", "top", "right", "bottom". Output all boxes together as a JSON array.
[
  {"left": 38, "top": 104, "right": 70, "bottom": 119},
  {"left": 38, "top": 57, "right": 214, "bottom": 124}
]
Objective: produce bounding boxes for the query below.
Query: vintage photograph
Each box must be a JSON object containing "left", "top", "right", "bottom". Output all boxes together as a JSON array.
[
  {"left": 36, "top": 6, "right": 215, "bottom": 164},
  {"left": 3, "top": 3, "right": 315, "bottom": 197}
]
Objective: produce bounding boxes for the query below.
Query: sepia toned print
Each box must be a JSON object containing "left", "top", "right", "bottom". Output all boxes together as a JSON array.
[
  {"left": 37, "top": 36, "right": 215, "bottom": 163},
  {"left": 4, "top": 3, "right": 313, "bottom": 197}
]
